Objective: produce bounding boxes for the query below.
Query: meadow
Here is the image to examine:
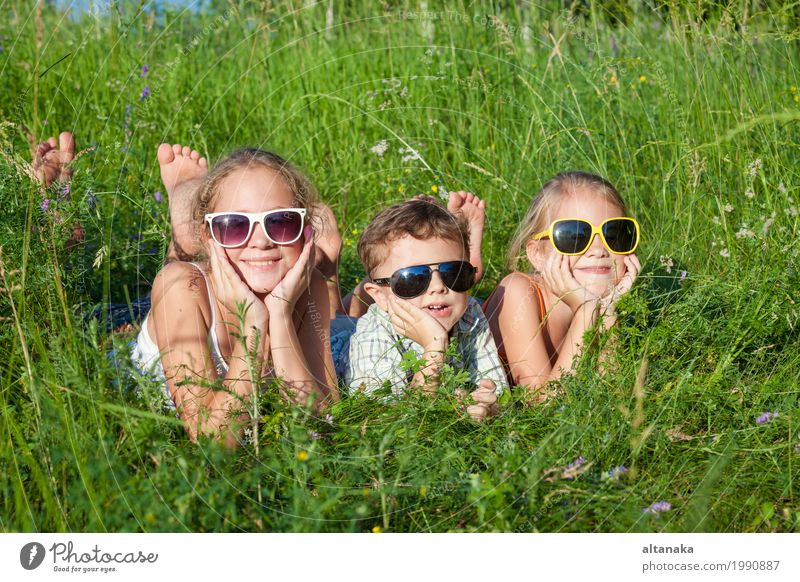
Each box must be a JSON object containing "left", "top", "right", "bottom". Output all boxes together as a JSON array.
[{"left": 0, "top": 0, "right": 798, "bottom": 532}]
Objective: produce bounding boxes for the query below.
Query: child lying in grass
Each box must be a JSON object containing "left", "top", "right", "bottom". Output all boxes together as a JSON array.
[
  {"left": 131, "top": 145, "right": 338, "bottom": 447},
  {"left": 483, "top": 171, "right": 641, "bottom": 403},
  {"left": 334, "top": 198, "right": 507, "bottom": 421}
]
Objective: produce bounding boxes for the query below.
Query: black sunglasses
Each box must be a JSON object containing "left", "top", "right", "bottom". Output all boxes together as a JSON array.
[{"left": 371, "top": 260, "right": 476, "bottom": 299}]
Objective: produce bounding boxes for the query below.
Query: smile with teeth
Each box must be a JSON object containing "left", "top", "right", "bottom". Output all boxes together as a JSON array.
[
  {"left": 426, "top": 304, "right": 452, "bottom": 315},
  {"left": 243, "top": 258, "right": 280, "bottom": 269}
]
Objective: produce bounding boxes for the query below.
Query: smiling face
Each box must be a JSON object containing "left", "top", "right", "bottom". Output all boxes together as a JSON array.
[
  {"left": 204, "top": 166, "right": 303, "bottom": 295},
  {"left": 365, "top": 235, "right": 470, "bottom": 333},
  {"left": 526, "top": 186, "right": 629, "bottom": 298}
]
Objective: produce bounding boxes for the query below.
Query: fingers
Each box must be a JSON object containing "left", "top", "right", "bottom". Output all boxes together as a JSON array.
[
  {"left": 58, "top": 132, "right": 75, "bottom": 156},
  {"left": 47, "top": 136, "right": 57, "bottom": 148},
  {"left": 466, "top": 404, "right": 488, "bottom": 421}
]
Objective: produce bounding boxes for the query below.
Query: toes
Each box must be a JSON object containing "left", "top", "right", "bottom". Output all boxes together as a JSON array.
[
  {"left": 157, "top": 143, "right": 176, "bottom": 165},
  {"left": 182, "top": 146, "right": 191, "bottom": 157},
  {"left": 171, "top": 143, "right": 183, "bottom": 156},
  {"left": 190, "top": 150, "right": 200, "bottom": 161},
  {"left": 199, "top": 157, "right": 208, "bottom": 168},
  {"left": 58, "top": 132, "right": 75, "bottom": 156},
  {"left": 47, "top": 136, "right": 57, "bottom": 148}
]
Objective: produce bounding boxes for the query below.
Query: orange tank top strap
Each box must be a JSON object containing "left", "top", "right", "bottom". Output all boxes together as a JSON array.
[{"left": 521, "top": 273, "right": 546, "bottom": 319}]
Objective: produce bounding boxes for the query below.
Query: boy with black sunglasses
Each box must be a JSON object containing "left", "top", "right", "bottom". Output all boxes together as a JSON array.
[{"left": 333, "top": 199, "right": 507, "bottom": 421}]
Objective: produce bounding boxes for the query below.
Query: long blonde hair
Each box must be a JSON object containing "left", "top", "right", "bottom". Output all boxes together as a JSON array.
[
  {"left": 189, "top": 148, "right": 320, "bottom": 259},
  {"left": 507, "top": 171, "right": 631, "bottom": 272}
]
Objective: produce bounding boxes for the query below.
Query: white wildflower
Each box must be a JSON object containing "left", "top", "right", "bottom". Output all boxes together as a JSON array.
[
  {"left": 400, "top": 145, "right": 422, "bottom": 163},
  {"left": 723, "top": 203, "right": 734, "bottom": 213},
  {"left": 370, "top": 140, "right": 389, "bottom": 158},
  {"left": 735, "top": 224, "right": 755, "bottom": 239},
  {"left": 712, "top": 216, "right": 721, "bottom": 225},
  {"left": 778, "top": 182, "right": 787, "bottom": 194},
  {"left": 762, "top": 213, "right": 776, "bottom": 235},
  {"left": 659, "top": 255, "right": 674, "bottom": 273},
  {"left": 745, "top": 189, "right": 755, "bottom": 199},
  {"left": 720, "top": 248, "right": 730, "bottom": 258},
  {"left": 747, "top": 158, "right": 762, "bottom": 178},
  {"left": 786, "top": 206, "right": 798, "bottom": 217}
]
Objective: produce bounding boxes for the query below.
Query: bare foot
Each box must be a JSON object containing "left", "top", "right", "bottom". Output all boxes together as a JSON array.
[
  {"left": 158, "top": 143, "right": 208, "bottom": 260},
  {"left": 310, "top": 202, "right": 346, "bottom": 317},
  {"left": 32, "top": 132, "right": 75, "bottom": 188},
  {"left": 447, "top": 191, "right": 485, "bottom": 283}
]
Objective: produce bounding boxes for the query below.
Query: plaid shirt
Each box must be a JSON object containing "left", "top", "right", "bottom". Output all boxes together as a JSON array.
[{"left": 335, "top": 296, "right": 508, "bottom": 397}]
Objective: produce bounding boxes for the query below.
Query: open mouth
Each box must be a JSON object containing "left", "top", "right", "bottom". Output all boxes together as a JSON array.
[
  {"left": 577, "top": 266, "right": 611, "bottom": 275},
  {"left": 243, "top": 258, "right": 280, "bottom": 271},
  {"left": 425, "top": 304, "right": 452, "bottom": 317}
]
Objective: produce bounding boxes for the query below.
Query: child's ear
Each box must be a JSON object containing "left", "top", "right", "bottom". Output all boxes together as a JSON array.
[
  {"left": 363, "top": 282, "right": 389, "bottom": 311},
  {"left": 525, "top": 239, "right": 546, "bottom": 273}
]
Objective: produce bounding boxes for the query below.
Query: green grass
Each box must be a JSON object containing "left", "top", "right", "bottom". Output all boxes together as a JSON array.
[{"left": 0, "top": 0, "right": 798, "bottom": 532}]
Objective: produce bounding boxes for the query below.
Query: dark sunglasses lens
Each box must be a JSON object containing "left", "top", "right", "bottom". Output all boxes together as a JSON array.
[
  {"left": 264, "top": 211, "right": 303, "bottom": 243},
  {"left": 391, "top": 266, "right": 432, "bottom": 299},
  {"left": 438, "top": 261, "right": 475, "bottom": 292},
  {"left": 211, "top": 214, "right": 251, "bottom": 246},
  {"left": 552, "top": 220, "right": 592, "bottom": 254},
  {"left": 602, "top": 219, "right": 637, "bottom": 253}
]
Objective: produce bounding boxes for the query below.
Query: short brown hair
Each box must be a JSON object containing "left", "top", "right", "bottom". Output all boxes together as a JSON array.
[
  {"left": 358, "top": 198, "right": 470, "bottom": 277},
  {"left": 190, "top": 148, "right": 320, "bottom": 259}
]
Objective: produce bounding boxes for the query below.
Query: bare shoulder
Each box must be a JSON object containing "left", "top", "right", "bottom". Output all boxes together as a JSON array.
[
  {"left": 491, "top": 272, "right": 543, "bottom": 320},
  {"left": 151, "top": 261, "right": 210, "bottom": 311}
]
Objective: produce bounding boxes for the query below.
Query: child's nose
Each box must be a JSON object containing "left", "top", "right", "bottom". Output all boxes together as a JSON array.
[
  {"left": 427, "top": 270, "right": 447, "bottom": 294},
  {"left": 249, "top": 223, "right": 275, "bottom": 249},
  {"left": 584, "top": 233, "right": 608, "bottom": 257}
]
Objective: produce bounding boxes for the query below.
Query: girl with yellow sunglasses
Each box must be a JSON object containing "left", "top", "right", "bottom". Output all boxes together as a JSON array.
[{"left": 483, "top": 172, "right": 641, "bottom": 401}]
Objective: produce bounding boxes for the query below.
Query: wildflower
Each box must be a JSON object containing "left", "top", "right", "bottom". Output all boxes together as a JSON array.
[
  {"left": 778, "top": 182, "right": 787, "bottom": 194},
  {"left": 786, "top": 206, "right": 798, "bottom": 217},
  {"left": 399, "top": 145, "right": 422, "bottom": 163},
  {"left": 745, "top": 189, "right": 755, "bottom": 199},
  {"left": 795, "top": 443, "right": 800, "bottom": 454},
  {"left": 719, "top": 248, "right": 730, "bottom": 258},
  {"left": 140, "top": 85, "right": 150, "bottom": 101},
  {"left": 87, "top": 189, "right": 97, "bottom": 209},
  {"left": 723, "top": 203, "right": 734, "bottom": 213},
  {"left": 762, "top": 214, "right": 776, "bottom": 235},
  {"left": 643, "top": 501, "right": 672, "bottom": 514},
  {"left": 419, "top": 485, "right": 427, "bottom": 497},
  {"left": 659, "top": 255, "right": 674, "bottom": 273},
  {"left": 141, "top": 64, "right": 149, "bottom": 77},
  {"left": 325, "top": 414, "right": 334, "bottom": 425},
  {"left": 370, "top": 139, "right": 389, "bottom": 158},
  {"left": 431, "top": 185, "right": 438, "bottom": 193},
  {"left": 371, "top": 525, "right": 382, "bottom": 533},
  {"left": 747, "top": 158, "right": 762, "bottom": 178},
  {"left": 566, "top": 456, "right": 587, "bottom": 470},
  {"left": 607, "top": 465, "right": 628, "bottom": 480},
  {"left": 42, "top": 119, "right": 47, "bottom": 126},
  {"left": 41, "top": 198, "right": 50, "bottom": 211},
  {"left": 792, "top": 86, "right": 798, "bottom": 93},
  {"left": 398, "top": 185, "right": 405, "bottom": 193},
  {"left": 154, "top": 190, "right": 163, "bottom": 202},
  {"left": 679, "top": 270, "right": 688, "bottom": 283},
  {"left": 795, "top": 95, "right": 800, "bottom": 103},
  {"left": 297, "top": 450, "right": 309, "bottom": 461},
  {"left": 639, "top": 75, "right": 647, "bottom": 82},
  {"left": 59, "top": 183, "right": 70, "bottom": 199},
  {"left": 712, "top": 216, "right": 721, "bottom": 225},
  {"left": 755, "top": 411, "right": 778, "bottom": 425},
  {"left": 735, "top": 224, "right": 755, "bottom": 239},
  {"left": 309, "top": 431, "right": 321, "bottom": 440}
]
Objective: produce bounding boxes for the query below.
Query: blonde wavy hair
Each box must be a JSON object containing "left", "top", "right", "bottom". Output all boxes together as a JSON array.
[
  {"left": 507, "top": 171, "right": 631, "bottom": 272},
  {"left": 189, "top": 148, "right": 320, "bottom": 259}
]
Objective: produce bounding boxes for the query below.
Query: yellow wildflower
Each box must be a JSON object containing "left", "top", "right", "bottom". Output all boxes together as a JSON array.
[
  {"left": 419, "top": 485, "right": 428, "bottom": 497},
  {"left": 297, "top": 450, "right": 309, "bottom": 462},
  {"left": 639, "top": 75, "right": 647, "bottom": 82},
  {"left": 398, "top": 185, "right": 405, "bottom": 193},
  {"left": 372, "top": 525, "right": 382, "bottom": 533},
  {"left": 431, "top": 185, "right": 438, "bottom": 193}
]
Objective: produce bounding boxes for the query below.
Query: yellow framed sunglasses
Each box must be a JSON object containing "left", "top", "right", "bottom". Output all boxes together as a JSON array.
[{"left": 532, "top": 217, "right": 640, "bottom": 256}]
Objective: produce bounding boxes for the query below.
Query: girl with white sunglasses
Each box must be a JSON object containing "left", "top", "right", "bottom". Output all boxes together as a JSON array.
[{"left": 132, "top": 147, "right": 338, "bottom": 447}]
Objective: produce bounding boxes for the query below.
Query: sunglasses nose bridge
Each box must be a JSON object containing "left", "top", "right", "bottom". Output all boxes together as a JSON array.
[{"left": 426, "top": 268, "right": 448, "bottom": 293}]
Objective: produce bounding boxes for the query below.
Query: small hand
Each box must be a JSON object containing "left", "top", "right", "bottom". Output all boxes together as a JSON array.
[
  {"left": 33, "top": 132, "right": 75, "bottom": 188},
  {"left": 456, "top": 379, "right": 499, "bottom": 422},
  {"left": 208, "top": 242, "right": 268, "bottom": 334},
  {"left": 599, "top": 253, "right": 641, "bottom": 313},
  {"left": 540, "top": 253, "right": 602, "bottom": 312},
  {"left": 265, "top": 226, "right": 315, "bottom": 318},
  {"left": 387, "top": 295, "right": 448, "bottom": 351}
]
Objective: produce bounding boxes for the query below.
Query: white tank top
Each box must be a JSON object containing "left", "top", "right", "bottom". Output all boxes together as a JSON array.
[{"left": 130, "top": 263, "right": 228, "bottom": 409}]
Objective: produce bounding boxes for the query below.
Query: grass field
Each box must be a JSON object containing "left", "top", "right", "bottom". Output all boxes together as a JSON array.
[{"left": 0, "top": 0, "right": 798, "bottom": 532}]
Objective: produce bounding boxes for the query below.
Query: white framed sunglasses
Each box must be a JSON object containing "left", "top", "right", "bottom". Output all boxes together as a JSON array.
[{"left": 204, "top": 208, "right": 306, "bottom": 248}]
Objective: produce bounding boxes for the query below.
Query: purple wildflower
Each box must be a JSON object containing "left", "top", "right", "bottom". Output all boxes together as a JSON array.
[
  {"left": 608, "top": 465, "right": 628, "bottom": 478},
  {"left": 141, "top": 64, "right": 149, "bottom": 77},
  {"left": 59, "top": 183, "right": 70, "bottom": 199},
  {"left": 140, "top": 85, "right": 150, "bottom": 101},
  {"left": 756, "top": 411, "right": 779, "bottom": 425},
  {"left": 309, "top": 431, "right": 321, "bottom": 440},
  {"left": 566, "top": 456, "right": 587, "bottom": 470},
  {"left": 87, "top": 190, "right": 96, "bottom": 209},
  {"left": 643, "top": 501, "right": 672, "bottom": 514},
  {"left": 153, "top": 190, "right": 162, "bottom": 203},
  {"left": 679, "top": 270, "right": 688, "bottom": 283},
  {"left": 124, "top": 104, "right": 133, "bottom": 128},
  {"left": 325, "top": 414, "right": 334, "bottom": 425},
  {"left": 41, "top": 199, "right": 50, "bottom": 211}
]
